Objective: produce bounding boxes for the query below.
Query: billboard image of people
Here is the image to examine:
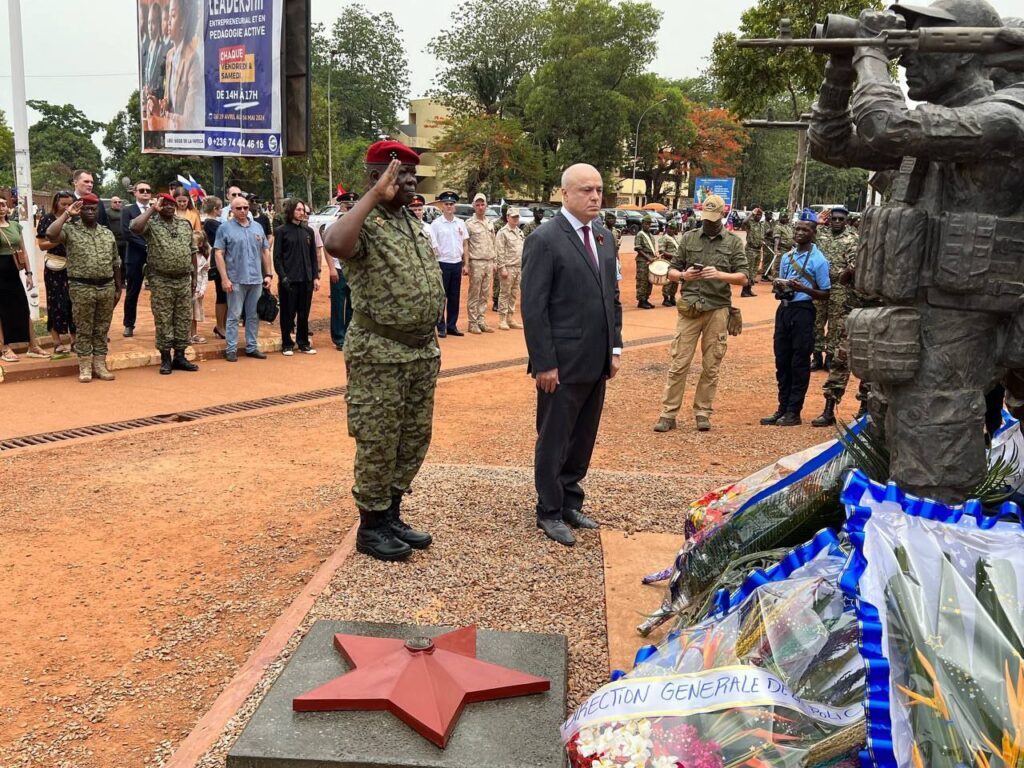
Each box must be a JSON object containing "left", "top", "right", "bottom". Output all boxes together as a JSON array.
[
  {"left": 694, "top": 177, "right": 736, "bottom": 211},
  {"left": 137, "top": 0, "right": 284, "bottom": 157}
]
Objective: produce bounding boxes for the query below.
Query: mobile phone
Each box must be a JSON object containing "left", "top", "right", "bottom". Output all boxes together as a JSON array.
[{"left": 690, "top": 263, "right": 705, "bottom": 271}]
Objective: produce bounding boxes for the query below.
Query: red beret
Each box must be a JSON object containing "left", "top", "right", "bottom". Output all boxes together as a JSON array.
[
  {"left": 365, "top": 140, "right": 419, "bottom": 166},
  {"left": 79, "top": 193, "right": 100, "bottom": 205},
  {"left": 158, "top": 193, "right": 176, "bottom": 204}
]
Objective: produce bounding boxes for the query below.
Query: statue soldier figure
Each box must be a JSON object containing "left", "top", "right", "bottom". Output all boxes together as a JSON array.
[{"left": 808, "top": 0, "right": 1024, "bottom": 503}]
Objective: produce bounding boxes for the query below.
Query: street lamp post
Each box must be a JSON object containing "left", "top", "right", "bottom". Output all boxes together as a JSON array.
[
  {"left": 327, "top": 48, "right": 338, "bottom": 203},
  {"left": 630, "top": 98, "right": 667, "bottom": 207}
]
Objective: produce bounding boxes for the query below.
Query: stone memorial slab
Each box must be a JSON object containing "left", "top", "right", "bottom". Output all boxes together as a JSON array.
[{"left": 227, "top": 620, "right": 568, "bottom": 768}]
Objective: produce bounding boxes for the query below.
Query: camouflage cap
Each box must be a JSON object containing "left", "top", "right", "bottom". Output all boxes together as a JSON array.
[{"left": 700, "top": 194, "right": 726, "bottom": 221}]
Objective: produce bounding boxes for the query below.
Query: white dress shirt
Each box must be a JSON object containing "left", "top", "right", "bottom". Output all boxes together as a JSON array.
[{"left": 430, "top": 215, "right": 468, "bottom": 264}]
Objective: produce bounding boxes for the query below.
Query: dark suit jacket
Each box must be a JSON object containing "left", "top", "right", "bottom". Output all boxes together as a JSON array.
[
  {"left": 521, "top": 212, "right": 623, "bottom": 384},
  {"left": 122, "top": 202, "right": 148, "bottom": 265}
]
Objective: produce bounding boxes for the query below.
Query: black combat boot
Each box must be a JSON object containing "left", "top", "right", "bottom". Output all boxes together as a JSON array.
[
  {"left": 159, "top": 350, "right": 173, "bottom": 375},
  {"left": 388, "top": 494, "right": 432, "bottom": 549},
  {"left": 811, "top": 398, "right": 837, "bottom": 427},
  {"left": 824, "top": 352, "right": 833, "bottom": 371},
  {"left": 356, "top": 508, "right": 412, "bottom": 561},
  {"left": 760, "top": 410, "right": 784, "bottom": 425},
  {"left": 171, "top": 349, "right": 199, "bottom": 372},
  {"left": 810, "top": 352, "right": 824, "bottom": 371}
]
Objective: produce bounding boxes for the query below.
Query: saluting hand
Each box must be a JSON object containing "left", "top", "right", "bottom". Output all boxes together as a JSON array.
[
  {"left": 67, "top": 200, "right": 83, "bottom": 217},
  {"left": 370, "top": 159, "right": 402, "bottom": 203}
]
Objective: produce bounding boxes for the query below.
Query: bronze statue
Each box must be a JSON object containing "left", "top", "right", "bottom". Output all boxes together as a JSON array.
[{"left": 745, "top": 0, "right": 1024, "bottom": 503}]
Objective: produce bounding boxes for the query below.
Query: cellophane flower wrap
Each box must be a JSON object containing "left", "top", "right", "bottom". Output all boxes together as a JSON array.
[
  {"left": 639, "top": 434, "right": 859, "bottom": 635},
  {"left": 565, "top": 531, "right": 866, "bottom": 768},
  {"left": 840, "top": 469, "right": 1024, "bottom": 768}
]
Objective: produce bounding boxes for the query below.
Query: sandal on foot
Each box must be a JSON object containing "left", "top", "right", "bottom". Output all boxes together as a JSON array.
[
  {"left": 26, "top": 348, "right": 50, "bottom": 359},
  {"left": 1, "top": 348, "right": 18, "bottom": 362},
  {"left": 191, "top": 335, "right": 208, "bottom": 344}
]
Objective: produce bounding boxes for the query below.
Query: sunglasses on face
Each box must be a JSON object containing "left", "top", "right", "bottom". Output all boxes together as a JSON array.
[
  {"left": 234, "top": 205, "right": 250, "bottom": 210},
  {"left": 136, "top": 188, "right": 152, "bottom": 194}
]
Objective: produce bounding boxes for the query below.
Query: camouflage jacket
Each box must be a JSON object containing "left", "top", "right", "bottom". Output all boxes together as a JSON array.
[
  {"left": 141, "top": 216, "right": 197, "bottom": 276},
  {"left": 344, "top": 204, "right": 445, "bottom": 364},
  {"left": 816, "top": 227, "right": 859, "bottom": 281},
  {"left": 60, "top": 220, "right": 119, "bottom": 280},
  {"left": 774, "top": 223, "right": 795, "bottom": 251},
  {"left": 634, "top": 229, "right": 657, "bottom": 262},
  {"left": 744, "top": 219, "right": 768, "bottom": 249}
]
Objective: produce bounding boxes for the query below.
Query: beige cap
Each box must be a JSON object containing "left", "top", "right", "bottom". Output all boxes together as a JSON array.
[
  {"left": 473, "top": 192, "right": 487, "bottom": 203},
  {"left": 507, "top": 207, "right": 520, "bottom": 218},
  {"left": 701, "top": 194, "right": 726, "bottom": 221}
]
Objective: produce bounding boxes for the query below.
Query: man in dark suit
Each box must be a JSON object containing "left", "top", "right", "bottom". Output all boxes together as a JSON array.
[
  {"left": 521, "top": 163, "right": 623, "bottom": 546},
  {"left": 121, "top": 181, "right": 153, "bottom": 337}
]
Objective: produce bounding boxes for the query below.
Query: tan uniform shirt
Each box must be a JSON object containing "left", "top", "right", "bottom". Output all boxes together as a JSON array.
[
  {"left": 495, "top": 225, "right": 525, "bottom": 269},
  {"left": 466, "top": 217, "right": 497, "bottom": 262}
]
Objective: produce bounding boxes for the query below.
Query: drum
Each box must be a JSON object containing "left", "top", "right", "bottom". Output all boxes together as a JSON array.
[{"left": 648, "top": 259, "right": 670, "bottom": 285}]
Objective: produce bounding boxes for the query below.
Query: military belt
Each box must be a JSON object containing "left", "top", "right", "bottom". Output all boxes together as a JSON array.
[
  {"left": 351, "top": 310, "right": 435, "bottom": 349},
  {"left": 148, "top": 267, "right": 192, "bottom": 279},
  {"left": 69, "top": 276, "right": 113, "bottom": 286}
]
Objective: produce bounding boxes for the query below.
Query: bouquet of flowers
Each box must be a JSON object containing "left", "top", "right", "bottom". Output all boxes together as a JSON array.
[
  {"left": 566, "top": 532, "right": 866, "bottom": 768},
  {"left": 639, "top": 435, "right": 859, "bottom": 635},
  {"left": 841, "top": 470, "right": 1024, "bottom": 768}
]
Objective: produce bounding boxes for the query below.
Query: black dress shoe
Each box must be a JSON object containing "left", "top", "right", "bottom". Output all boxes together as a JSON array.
[
  {"left": 437, "top": 328, "right": 447, "bottom": 338},
  {"left": 225, "top": 351, "right": 237, "bottom": 362},
  {"left": 245, "top": 349, "right": 267, "bottom": 359},
  {"left": 537, "top": 518, "right": 576, "bottom": 546},
  {"left": 563, "top": 509, "right": 599, "bottom": 529},
  {"left": 638, "top": 300, "right": 655, "bottom": 309},
  {"left": 760, "top": 410, "right": 784, "bottom": 425},
  {"left": 123, "top": 326, "right": 134, "bottom": 338},
  {"left": 447, "top": 327, "right": 464, "bottom": 337}
]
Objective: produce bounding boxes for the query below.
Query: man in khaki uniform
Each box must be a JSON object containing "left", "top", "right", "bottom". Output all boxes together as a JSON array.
[
  {"left": 495, "top": 207, "right": 525, "bottom": 330},
  {"left": 654, "top": 195, "right": 748, "bottom": 432},
  {"left": 465, "top": 192, "right": 497, "bottom": 333}
]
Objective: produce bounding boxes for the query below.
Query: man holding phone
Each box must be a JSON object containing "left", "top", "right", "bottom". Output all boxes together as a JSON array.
[{"left": 653, "top": 195, "right": 748, "bottom": 433}]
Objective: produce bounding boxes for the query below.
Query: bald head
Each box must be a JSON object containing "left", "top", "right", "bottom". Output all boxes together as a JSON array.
[{"left": 560, "top": 164, "right": 603, "bottom": 222}]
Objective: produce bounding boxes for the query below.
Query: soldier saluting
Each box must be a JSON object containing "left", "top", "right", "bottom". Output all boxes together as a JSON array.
[{"left": 323, "top": 141, "right": 445, "bottom": 561}]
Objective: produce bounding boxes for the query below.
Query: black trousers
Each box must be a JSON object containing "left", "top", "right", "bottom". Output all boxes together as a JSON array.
[
  {"left": 774, "top": 301, "right": 816, "bottom": 415},
  {"left": 122, "top": 260, "right": 145, "bottom": 328},
  {"left": 438, "top": 261, "right": 463, "bottom": 331},
  {"left": 279, "top": 280, "right": 314, "bottom": 349},
  {"left": 534, "top": 379, "right": 606, "bottom": 520}
]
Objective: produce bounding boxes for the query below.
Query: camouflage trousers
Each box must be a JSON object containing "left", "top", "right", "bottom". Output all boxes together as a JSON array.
[
  {"left": 345, "top": 355, "right": 441, "bottom": 513},
  {"left": 497, "top": 266, "right": 521, "bottom": 319},
  {"left": 813, "top": 285, "right": 848, "bottom": 355},
  {"left": 662, "top": 280, "right": 678, "bottom": 302},
  {"left": 467, "top": 259, "right": 494, "bottom": 329},
  {"left": 149, "top": 274, "right": 192, "bottom": 351},
  {"left": 635, "top": 255, "right": 653, "bottom": 302},
  {"left": 69, "top": 281, "right": 116, "bottom": 358},
  {"left": 745, "top": 248, "right": 761, "bottom": 283}
]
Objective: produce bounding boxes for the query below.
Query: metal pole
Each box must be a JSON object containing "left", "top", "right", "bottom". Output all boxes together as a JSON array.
[
  {"left": 327, "top": 50, "right": 336, "bottom": 203},
  {"left": 8, "top": 0, "right": 37, "bottom": 319},
  {"left": 630, "top": 98, "right": 666, "bottom": 207}
]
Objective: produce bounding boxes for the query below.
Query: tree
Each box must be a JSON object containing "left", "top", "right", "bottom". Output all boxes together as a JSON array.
[
  {"left": 433, "top": 114, "right": 544, "bottom": 199},
  {"left": 708, "top": 0, "right": 882, "bottom": 209},
  {"left": 0, "top": 110, "right": 15, "bottom": 189},
  {"left": 426, "top": 0, "right": 546, "bottom": 117},
  {"left": 319, "top": 7, "right": 410, "bottom": 141},
  {"left": 676, "top": 105, "right": 748, "bottom": 207},
  {"left": 28, "top": 100, "right": 105, "bottom": 191},
  {"left": 520, "top": 0, "right": 664, "bottom": 195}
]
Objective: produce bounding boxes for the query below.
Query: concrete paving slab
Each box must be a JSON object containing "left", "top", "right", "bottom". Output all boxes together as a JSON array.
[{"left": 227, "top": 620, "right": 568, "bottom": 768}]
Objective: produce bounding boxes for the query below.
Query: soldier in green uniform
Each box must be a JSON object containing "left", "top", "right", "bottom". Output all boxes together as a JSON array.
[
  {"left": 740, "top": 207, "right": 768, "bottom": 297},
  {"left": 523, "top": 207, "right": 545, "bottom": 236},
  {"left": 130, "top": 193, "right": 199, "bottom": 375},
  {"left": 46, "top": 194, "right": 122, "bottom": 383},
  {"left": 810, "top": 206, "right": 858, "bottom": 373},
  {"left": 658, "top": 220, "right": 681, "bottom": 306},
  {"left": 602, "top": 211, "right": 621, "bottom": 251},
  {"left": 323, "top": 140, "right": 444, "bottom": 562},
  {"left": 766, "top": 210, "right": 794, "bottom": 280},
  {"left": 812, "top": 206, "right": 862, "bottom": 426},
  {"left": 634, "top": 215, "right": 658, "bottom": 309},
  {"left": 491, "top": 203, "right": 507, "bottom": 311}
]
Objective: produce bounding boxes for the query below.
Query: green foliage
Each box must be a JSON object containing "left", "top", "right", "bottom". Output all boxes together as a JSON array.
[
  {"left": 426, "top": 0, "right": 546, "bottom": 117},
  {"left": 0, "top": 109, "right": 15, "bottom": 189},
  {"left": 434, "top": 114, "right": 544, "bottom": 199},
  {"left": 520, "top": 0, "right": 663, "bottom": 191},
  {"left": 28, "top": 100, "right": 105, "bottom": 188}
]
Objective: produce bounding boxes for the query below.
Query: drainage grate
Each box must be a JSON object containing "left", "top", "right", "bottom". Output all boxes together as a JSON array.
[{"left": 0, "top": 331, "right": 696, "bottom": 452}]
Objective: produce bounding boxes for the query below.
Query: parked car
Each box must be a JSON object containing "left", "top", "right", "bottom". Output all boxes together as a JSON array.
[{"left": 308, "top": 204, "right": 342, "bottom": 235}]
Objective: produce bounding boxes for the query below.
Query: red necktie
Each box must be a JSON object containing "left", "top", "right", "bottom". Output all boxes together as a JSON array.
[{"left": 581, "top": 225, "right": 599, "bottom": 271}]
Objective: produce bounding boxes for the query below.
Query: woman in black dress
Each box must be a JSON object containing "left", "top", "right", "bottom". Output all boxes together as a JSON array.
[
  {"left": 0, "top": 197, "right": 48, "bottom": 362},
  {"left": 36, "top": 191, "right": 76, "bottom": 357}
]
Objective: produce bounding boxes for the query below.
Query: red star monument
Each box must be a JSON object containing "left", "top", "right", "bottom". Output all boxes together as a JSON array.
[{"left": 292, "top": 625, "right": 551, "bottom": 748}]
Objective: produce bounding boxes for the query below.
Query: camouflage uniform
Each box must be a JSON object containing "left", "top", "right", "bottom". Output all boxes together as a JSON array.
[
  {"left": 767, "top": 222, "right": 794, "bottom": 278},
  {"left": 812, "top": 228, "right": 858, "bottom": 357},
  {"left": 743, "top": 218, "right": 769, "bottom": 280},
  {"left": 141, "top": 216, "right": 196, "bottom": 352},
  {"left": 658, "top": 231, "right": 681, "bottom": 303},
  {"left": 344, "top": 204, "right": 445, "bottom": 514},
  {"left": 465, "top": 217, "right": 497, "bottom": 330},
  {"left": 61, "top": 221, "right": 119, "bottom": 359},
  {"left": 495, "top": 223, "right": 525, "bottom": 325},
  {"left": 523, "top": 219, "right": 544, "bottom": 237},
  {"left": 822, "top": 234, "right": 872, "bottom": 406},
  {"left": 491, "top": 218, "right": 504, "bottom": 307},
  {"left": 634, "top": 228, "right": 658, "bottom": 302}
]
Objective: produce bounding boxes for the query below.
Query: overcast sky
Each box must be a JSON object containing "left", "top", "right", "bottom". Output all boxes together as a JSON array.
[{"left": 0, "top": 0, "right": 1019, "bottom": 160}]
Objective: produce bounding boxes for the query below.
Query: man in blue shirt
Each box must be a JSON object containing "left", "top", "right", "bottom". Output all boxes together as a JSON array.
[
  {"left": 213, "top": 195, "right": 272, "bottom": 361},
  {"left": 761, "top": 209, "right": 831, "bottom": 427}
]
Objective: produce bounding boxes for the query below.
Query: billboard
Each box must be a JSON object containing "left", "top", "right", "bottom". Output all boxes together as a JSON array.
[
  {"left": 137, "top": 0, "right": 284, "bottom": 157},
  {"left": 693, "top": 177, "right": 736, "bottom": 211}
]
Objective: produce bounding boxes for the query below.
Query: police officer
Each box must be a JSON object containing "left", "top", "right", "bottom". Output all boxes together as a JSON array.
[
  {"left": 323, "top": 141, "right": 444, "bottom": 562},
  {"left": 130, "top": 193, "right": 200, "bottom": 374},
  {"left": 810, "top": 205, "right": 858, "bottom": 373},
  {"left": 634, "top": 215, "right": 658, "bottom": 309}
]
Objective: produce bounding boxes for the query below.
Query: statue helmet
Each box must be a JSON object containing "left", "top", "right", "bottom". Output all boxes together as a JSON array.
[{"left": 890, "top": 0, "right": 1002, "bottom": 29}]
